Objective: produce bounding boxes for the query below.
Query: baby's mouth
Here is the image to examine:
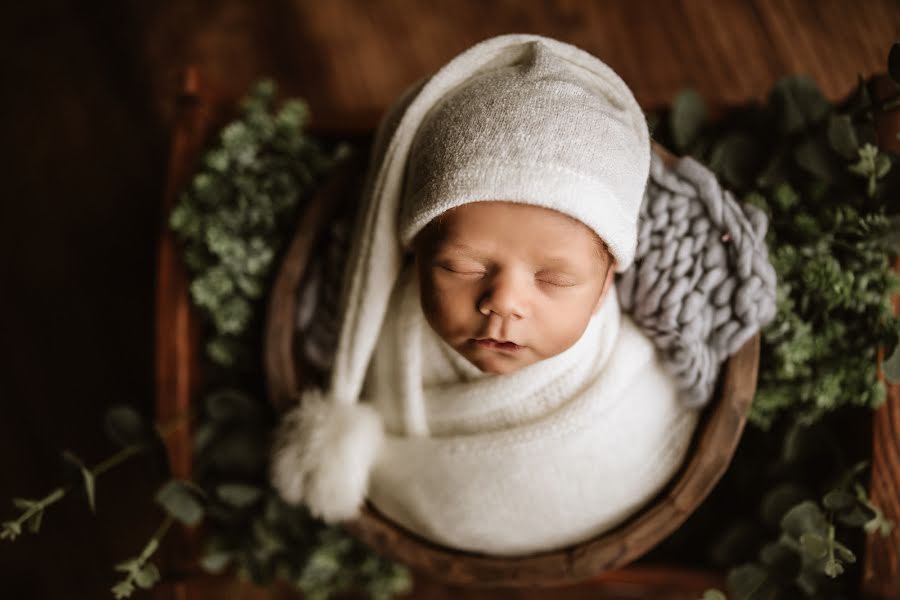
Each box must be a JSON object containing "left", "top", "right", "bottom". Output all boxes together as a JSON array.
[{"left": 473, "top": 338, "right": 524, "bottom": 352}]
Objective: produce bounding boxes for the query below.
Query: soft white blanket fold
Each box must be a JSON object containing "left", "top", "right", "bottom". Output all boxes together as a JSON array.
[{"left": 362, "top": 262, "right": 699, "bottom": 556}]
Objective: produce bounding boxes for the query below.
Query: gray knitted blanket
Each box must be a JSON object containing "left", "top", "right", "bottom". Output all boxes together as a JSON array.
[
  {"left": 617, "top": 152, "right": 776, "bottom": 406},
  {"left": 296, "top": 151, "right": 777, "bottom": 408}
]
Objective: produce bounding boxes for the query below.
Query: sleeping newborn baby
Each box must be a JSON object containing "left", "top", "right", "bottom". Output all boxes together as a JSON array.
[{"left": 272, "top": 33, "right": 700, "bottom": 556}]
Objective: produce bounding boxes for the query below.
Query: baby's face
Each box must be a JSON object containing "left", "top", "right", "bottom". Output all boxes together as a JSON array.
[{"left": 413, "top": 201, "right": 615, "bottom": 375}]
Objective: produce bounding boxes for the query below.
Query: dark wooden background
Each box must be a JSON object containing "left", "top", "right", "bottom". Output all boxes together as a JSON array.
[{"left": 1, "top": 1, "right": 897, "bottom": 598}]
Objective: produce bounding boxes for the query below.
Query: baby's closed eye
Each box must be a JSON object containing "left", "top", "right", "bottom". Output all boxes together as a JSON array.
[
  {"left": 435, "top": 261, "right": 579, "bottom": 288},
  {"left": 535, "top": 271, "right": 578, "bottom": 287}
]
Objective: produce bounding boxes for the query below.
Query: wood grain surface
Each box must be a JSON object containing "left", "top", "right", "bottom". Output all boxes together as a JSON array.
[{"left": 141, "top": 0, "right": 900, "bottom": 132}]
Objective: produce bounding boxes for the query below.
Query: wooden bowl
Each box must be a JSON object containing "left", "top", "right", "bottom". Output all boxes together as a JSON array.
[{"left": 264, "top": 140, "right": 760, "bottom": 587}]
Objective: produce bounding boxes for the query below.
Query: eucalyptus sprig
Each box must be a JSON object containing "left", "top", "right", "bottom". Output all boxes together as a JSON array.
[
  {"left": 169, "top": 79, "right": 339, "bottom": 368},
  {"left": 111, "top": 515, "right": 174, "bottom": 599},
  {"left": 723, "top": 466, "right": 891, "bottom": 599},
  {"left": 1, "top": 487, "right": 66, "bottom": 541},
  {"left": 1, "top": 412, "right": 161, "bottom": 544},
  {"left": 848, "top": 143, "right": 892, "bottom": 197}
]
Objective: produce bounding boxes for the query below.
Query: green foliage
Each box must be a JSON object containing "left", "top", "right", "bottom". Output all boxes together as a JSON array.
[
  {"left": 717, "top": 463, "right": 894, "bottom": 600},
  {"left": 172, "top": 81, "right": 411, "bottom": 600},
  {"left": 155, "top": 480, "right": 206, "bottom": 526},
  {"left": 170, "top": 79, "right": 337, "bottom": 368},
  {"left": 649, "top": 51, "right": 900, "bottom": 598},
  {"left": 111, "top": 517, "right": 171, "bottom": 599},
  {"left": 1, "top": 488, "right": 66, "bottom": 541},
  {"left": 654, "top": 72, "right": 900, "bottom": 429},
  {"left": 190, "top": 384, "right": 410, "bottom": 599},
  {"left": 62, "top": 451, "right": 97, "bottom": 513},
  {"left": 675, "top": 416, "right": 895, "bottom": 600}
]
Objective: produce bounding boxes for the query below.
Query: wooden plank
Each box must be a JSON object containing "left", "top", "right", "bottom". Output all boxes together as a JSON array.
[
  {"left": 153, "top": 67, "right": 211, "bottom": 600},
  {"left": 141, "top": 0, "right": 900, "bottom": 132}
]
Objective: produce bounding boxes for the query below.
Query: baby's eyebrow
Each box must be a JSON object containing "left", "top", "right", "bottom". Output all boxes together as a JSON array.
[
  {"left": 440, "top": 242, "right": 481, "bottom": 256},
  {"left": 538, "top": 256, "right": 576, "bottom": 268}
]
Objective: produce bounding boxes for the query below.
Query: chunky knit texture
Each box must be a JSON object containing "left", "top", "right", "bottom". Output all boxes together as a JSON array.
[{"left": 617, "top": 154, "right": 777, "bottom": 406}]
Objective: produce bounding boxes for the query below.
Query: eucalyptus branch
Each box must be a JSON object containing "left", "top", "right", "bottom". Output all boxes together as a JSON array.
[
  {"left": 111, "top": 514, "right": 175, "bottom": 599},
  {"left": 1, "top": 411, "right": 191, "bottom": 542},
  {"left": 0, "top": 487, "right": 66, "bottom": 541},
  {"left": 855, "top": 483, "right": 895, "bottom": 536}
]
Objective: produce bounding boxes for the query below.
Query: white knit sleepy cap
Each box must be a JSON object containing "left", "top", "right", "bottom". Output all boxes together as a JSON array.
[
  {"left": 400, "top": 38, "right": 650, "bottom": 272},
  {"left": 272, "top": 34, "right": 651, "bottom": 523}
]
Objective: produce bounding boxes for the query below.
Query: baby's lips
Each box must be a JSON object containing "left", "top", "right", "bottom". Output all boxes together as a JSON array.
[{"left": 474, "top": 337, "right": 525, "bottom": 350}]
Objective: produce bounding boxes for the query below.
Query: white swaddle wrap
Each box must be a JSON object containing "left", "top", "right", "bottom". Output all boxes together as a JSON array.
[{"left": 364, "top": 263, "right": 698, "bottom": 555}]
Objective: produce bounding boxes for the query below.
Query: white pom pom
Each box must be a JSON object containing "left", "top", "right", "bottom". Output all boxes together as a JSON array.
[{"left": 270, "top": 389, "right": 384, "bottom": 523}]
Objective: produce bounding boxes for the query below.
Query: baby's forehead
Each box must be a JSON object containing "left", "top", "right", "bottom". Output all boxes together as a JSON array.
[
  {"left": 428, "top": 201, "right": 593, "bottom": 235},
  {"left": 418, "top": 202, "right": 610, "bottom": 265}
]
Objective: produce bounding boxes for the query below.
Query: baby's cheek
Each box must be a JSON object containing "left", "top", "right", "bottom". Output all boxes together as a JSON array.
[
  {"left": 420, "top": 283, "right": 471, "bottom": 339},
  {"left": 540, "top": 303, "right": 593, "bottom": 356}
]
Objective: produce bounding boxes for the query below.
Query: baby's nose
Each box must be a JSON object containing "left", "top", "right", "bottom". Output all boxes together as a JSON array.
[{"left": 478, "top": 272, "right": 528, "bottom": 320}]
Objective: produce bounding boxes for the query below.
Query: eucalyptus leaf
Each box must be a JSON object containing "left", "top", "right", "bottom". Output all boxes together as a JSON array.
[
  {"left": 200, "top": 551, "right": 233, "bottom": 574},
  {"left": 822, "top": 489, "right": 855, "bottom": 512},
  {"left": 154, "top": 480, "right": 205, "bottom": 526},
  {"left": 769, "top": 76, "right": 830, "bottom": 135},
  {"left": 12, "top": 498, "right": 35, "bottom": 510},
  {"left": 216, "top": 483, "right": 264, "bottom": 508},
  {"left": 780, "top": 501, "right": 828, "bottom": 539},
  {"left": 709, "top": 134, "right": 761, "bottom": 190},
  {"left": 111, "top": 580, "right": 135, "bottom": 599},
  {"left": 114, "top": 558, "right": 142, "bottom": 573},
  {"left": 81, "top": 466, "right": 96, "bottom": 513},
  {"left": 670, "top": 89, "right": 707, "bottom": 152},
  {"left": 104, "top": 405, "right": 148, "bottom": 448},
  {"left": 823, "top": 557, "right": 844, "bottom": 578},
  {"left": 864, "top": 513, "right": 895, "bottom": 536},
  {"left": 133, "top": 563, "right": 161, "bottom": 589},
  {"left": 61, "top": 451, "right": 96, "bottom": 512},
  {"left": 832, "top": 540, "right": 856, "bottom": 563},
  {"left": 826, "top": 114, "right": 859, "bottom": 160},
  {"left": 798, "top": 532, "right": 828, "bottom": 559}
]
